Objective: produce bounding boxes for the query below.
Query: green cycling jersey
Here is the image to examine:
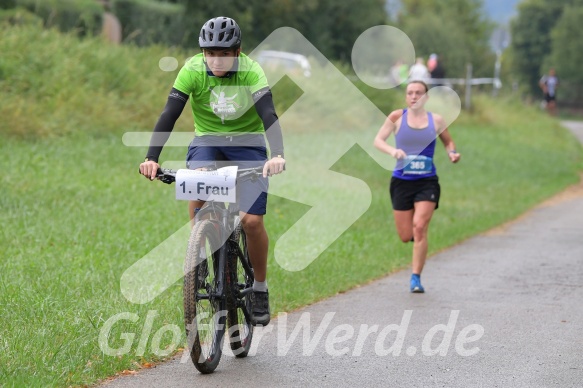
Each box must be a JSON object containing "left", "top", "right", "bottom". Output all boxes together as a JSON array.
[{"left": 173, "top": 53, "right": 269, "bottom": 135}]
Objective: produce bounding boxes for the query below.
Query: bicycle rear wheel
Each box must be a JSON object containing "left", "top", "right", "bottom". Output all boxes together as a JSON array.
[
  {"left": 184, "top": 219, "right": 225, "bottom": 374},
  {"left": 226, "top": 217, "right": 254, "bottom": 357}
]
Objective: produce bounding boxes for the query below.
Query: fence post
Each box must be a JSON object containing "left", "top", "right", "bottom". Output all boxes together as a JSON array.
[
  {"left": 465, "top": 63, "right": 473, "bottom": 110},
  {"left": 492, "top": 49, "right": 501, "bottom": 97}
]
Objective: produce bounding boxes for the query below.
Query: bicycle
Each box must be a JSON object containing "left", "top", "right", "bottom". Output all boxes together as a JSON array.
[{"left": 157, "top": 165, "right": 264, "bottom": 374}]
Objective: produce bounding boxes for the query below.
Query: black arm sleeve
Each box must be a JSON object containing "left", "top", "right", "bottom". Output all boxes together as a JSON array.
[
  {"left": 145, "top": 88, "right": 188, "bottom": 162},
  {"left": 253, "top": 88, "right": 284, "bottom": 158}
]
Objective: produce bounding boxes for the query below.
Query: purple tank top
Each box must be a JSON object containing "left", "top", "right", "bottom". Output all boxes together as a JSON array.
[{"left": 392, "top": 109, "right": 437, "bottom": 180}]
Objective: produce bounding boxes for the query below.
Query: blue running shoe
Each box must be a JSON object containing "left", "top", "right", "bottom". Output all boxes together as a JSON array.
[{"left": 410, "top": 274, "right": 425, "bottom": 293}]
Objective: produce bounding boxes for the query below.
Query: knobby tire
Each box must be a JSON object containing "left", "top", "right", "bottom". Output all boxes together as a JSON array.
[{"left": 183, "top": 220, "right": 225, "bottom": 374}]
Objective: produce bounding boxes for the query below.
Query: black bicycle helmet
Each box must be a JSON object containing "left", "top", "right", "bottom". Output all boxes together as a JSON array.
[{"left": 199, "top": 16, "right": 241, "bottom": 49}]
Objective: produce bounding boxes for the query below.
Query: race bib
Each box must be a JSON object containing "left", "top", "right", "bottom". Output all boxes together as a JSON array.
[
  {"left": 403, "top": 155, "right": 432, "bottom": 175},
  {"left": 175, "top": 166, "right": 238, "bottom": 202}
]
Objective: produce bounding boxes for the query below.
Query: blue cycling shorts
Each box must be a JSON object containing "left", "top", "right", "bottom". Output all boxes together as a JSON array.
[{"left": 186, "top": 134, "right": 268, "bottom": 215}]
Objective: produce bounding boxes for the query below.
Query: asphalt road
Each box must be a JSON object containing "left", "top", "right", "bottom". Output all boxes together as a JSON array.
[{"left": 103, "top": 121, "right": 583, "bottom": 388}]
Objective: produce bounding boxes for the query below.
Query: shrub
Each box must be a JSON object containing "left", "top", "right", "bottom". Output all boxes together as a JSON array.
[
  {"left": 112, "top": 0, "right": 186, "bottom": 46},
  {"left": 0, "top": 7, "right": 42, "bottom": 26},
  {"left": 16, "top": 0, "right": 103, "bottom": 36}
]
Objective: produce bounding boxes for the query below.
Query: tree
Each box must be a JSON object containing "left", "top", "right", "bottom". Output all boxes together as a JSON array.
[
  {"left": 509, "top": 0, "right": 583, "bottom": 95},
  {"left": 399, "top": 0, "right": 493, "bottom": 47},
  {"left": 174, "top": 0, "right": 256, "bottom": 49},
  {"left": 546, "top": 5, "right": 583, "bottom": 103},
  {"left": 509, "top": 1, "right": 563, "bottom": 95},
  {"left": 399, "top": 12, "right": 469, "bottom": 78},
  {"left": 175, "top": 0, "right": 388, "bottom": 60},
  {"left": 244, "top": 0, "right": 321, "bottom": 52},
  {"left": 314, "top": 0, "right": 388, "bottom": 61},
  {"left": 397, "top": 0, "right": 495, "bottom": 77}
]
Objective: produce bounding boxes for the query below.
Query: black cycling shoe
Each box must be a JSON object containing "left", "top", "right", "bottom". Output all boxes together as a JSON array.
[{"left": 251, "top": 290, "right": 270, "bottom": 326}]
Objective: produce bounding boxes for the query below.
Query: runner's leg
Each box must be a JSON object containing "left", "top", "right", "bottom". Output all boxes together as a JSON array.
[
  {"left": 393, "top": 209, "right": 414, "bottom": 243},
  {"left": 411, "top": 201, "right": 436, "bottom": 274}
]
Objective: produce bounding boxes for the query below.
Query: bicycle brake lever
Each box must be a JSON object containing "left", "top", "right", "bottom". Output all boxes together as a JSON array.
[
  {"left": 155, "top": 168, "right": 174, "bottom": 184},
  {"left": 160, "top": 176, "right": 172, "bottom": 184}
]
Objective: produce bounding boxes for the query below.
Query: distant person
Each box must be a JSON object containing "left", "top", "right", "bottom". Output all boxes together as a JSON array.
[
  {"left": 408, "top": 57, "right": 430, "bottom": 83},
  {"left": 539, "top": 68, "right": 559, "bottom": 116},
  {"left": 427, "top": 53, "right": 438, "bottom": 73},
  {"left": 398, "top": 62, "right": 409, "bottom": 86},
  {"left": 373, "top": 80, "right": 461, "bottom": 293},
  {"left": 429, "top": 54, "right": 446, "bottom": 87},
  {"left": 390, "top": 60, "right": 407, "bottom": 87}
]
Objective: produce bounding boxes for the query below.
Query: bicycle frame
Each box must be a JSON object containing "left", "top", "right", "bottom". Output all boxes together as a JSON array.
[
  {"left": 155, "top": 166, "right": 262, "bottom": 299},
  {"left": 193, "top": 201, "right": 254, "bottom": 305}
]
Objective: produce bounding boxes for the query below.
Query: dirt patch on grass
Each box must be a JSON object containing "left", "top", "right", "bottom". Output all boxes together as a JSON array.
[{"left": 537, "top": 174, "right": 583, "bottom": 207}]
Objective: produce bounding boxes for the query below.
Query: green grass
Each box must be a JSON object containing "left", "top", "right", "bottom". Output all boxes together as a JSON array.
[{"left": 1, "top": 24, "right": 582, "bottom": 387}]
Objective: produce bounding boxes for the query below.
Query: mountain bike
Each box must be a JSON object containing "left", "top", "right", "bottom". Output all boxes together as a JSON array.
[{"left": 157, "top": 166, "right": 263, "bottom": 374}]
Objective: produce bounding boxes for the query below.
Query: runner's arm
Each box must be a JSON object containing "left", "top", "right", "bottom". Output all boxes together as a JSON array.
[
  {"left": 435, "top": 114, "right": 460, "bottom": 163},
  {"left": 374, "top": 109, "right": 404, "bottom": 159},
  {"left": 539, "top": 76, "right": 547, "bottom": 92}
]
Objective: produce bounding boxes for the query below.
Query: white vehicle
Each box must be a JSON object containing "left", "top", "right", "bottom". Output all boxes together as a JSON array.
[{"left": 255, "top": 50, "right": 312, "bottom": 77}]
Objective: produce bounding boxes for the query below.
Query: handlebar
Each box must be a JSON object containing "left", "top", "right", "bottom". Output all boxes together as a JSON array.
[{"left": 155, "top": 166, "right": 265, "bottom": 185}]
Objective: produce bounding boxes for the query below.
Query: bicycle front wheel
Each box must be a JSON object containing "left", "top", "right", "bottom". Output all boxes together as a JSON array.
[
  {"left": 184, "top": 219, "right": 225, "bottom": 374},
  {"left": 226, "top": 217, "right": 254, "bottom": 357}
]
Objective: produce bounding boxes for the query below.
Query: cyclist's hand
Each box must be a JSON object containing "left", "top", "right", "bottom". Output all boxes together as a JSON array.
[
  {"left": 392, "top": 149, "right": 407, "bottom": 160},
  {"left": 263, "top": 156, "right": 285, "bottom": 177},
  {"left": 139, "top": 160, "right": 160, "bottom": 181}
]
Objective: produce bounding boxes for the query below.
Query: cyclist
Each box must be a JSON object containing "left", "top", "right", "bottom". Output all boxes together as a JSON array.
[
  {"left": 373, "top": 80, "right": 460, "bottom": 293},
  {"left": 139, "top": 16, "right": 285, "bottom": 325}
]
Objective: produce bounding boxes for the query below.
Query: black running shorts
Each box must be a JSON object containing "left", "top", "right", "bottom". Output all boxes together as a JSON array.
[{"left": 390, "top": 176, "right": 440, "bottom": 211}]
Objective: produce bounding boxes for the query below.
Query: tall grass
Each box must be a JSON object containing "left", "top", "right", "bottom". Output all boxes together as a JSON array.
[
  {"left": 1, "top": 24, "right": 582, "bottom": 386},
  {"left": 0, "top": 24, "right": 192, "bottom": 138}
]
